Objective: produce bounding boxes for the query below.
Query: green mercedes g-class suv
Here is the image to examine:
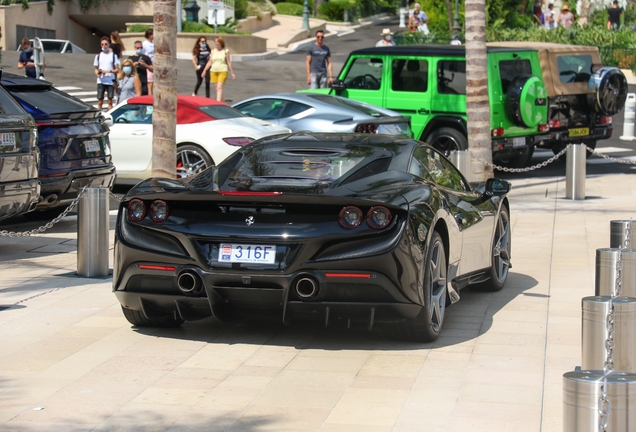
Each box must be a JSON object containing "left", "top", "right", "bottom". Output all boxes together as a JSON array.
[{"left": 306, "top": 45, "right": 549, "bottom": 167}]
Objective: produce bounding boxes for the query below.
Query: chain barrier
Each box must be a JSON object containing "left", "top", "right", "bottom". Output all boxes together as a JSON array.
[
  {"left": 0, "top": 185, "right": 92, "bottom": 238},
  {"left": 468, "top": 144, "right": 636, "bottom": 173},
  {"left": 624, "top": 219, "right": 632, "bottom": 249},
  {"left": 109, "top": 191, "right": 122, "bottom": 202}
]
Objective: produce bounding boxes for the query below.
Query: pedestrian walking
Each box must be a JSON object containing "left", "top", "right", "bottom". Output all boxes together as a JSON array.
[
  {"left": 306, "top": 30, "right": 333, "bottom": 89},
  {"left": 192, "top": 36, "right": 211, "bottom": 98},
  {"left": 607, "top": 0, "right": 623, "bottom": 30},
  {"left": 544, "top": 4, "right": 557, "bottom": 29},
  {"left": 116, "top": 58, "right": 142, "bottom": 105},
  {"left": 110, "top": 30, "right": 125, "bottom": 58},
  {"left": 201, "top": 37, "right": 236, "bottom": 102},
  {"left": 558, "top": 4, "right": 574, "bottom": 28},
  {"left": 94, "top": 36, "right": 120, "bottom": 110},
  {"left": 376, "top": 29, "right": 396, "bottom": 47},
  {"left": 143, "top": 29, "right": 155, "bottom": 95},
  {"left": 129, "top": 40, "right": 153, "bottom": 95},
  {"left": 17, "top": 38, "right": 36, "bottom": 79},
  {"left": 408, "top": 3, "right": 429, "bottom": 34}
]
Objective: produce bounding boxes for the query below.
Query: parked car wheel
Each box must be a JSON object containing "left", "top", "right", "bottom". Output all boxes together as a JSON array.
[
  {"left": 121, "top": 306, "right": 184, "bottom": 328},
  {"left": 402, "top": 231, "right": 448, "bottom": 342},
  {"left": 177, "top": 144, "right": 213, "bottom": 179},
  {"left": 424, "top": 127, "right": 467, "bottom": 157},
  {"left": 476, "top": 206, "right": 511, "bottom": 292}
]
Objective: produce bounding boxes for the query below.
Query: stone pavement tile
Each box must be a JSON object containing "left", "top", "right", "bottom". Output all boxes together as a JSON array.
[
  {"left": 178, "top": 343, "right": 261, "bottom": 371},
  {"left": 227, "top": 405, "right": 331, "bottom": 431},
  {"left": 93, "top": 402, "right": 193, "bottom": 431},
  {"left": 541, "top": 383, "right": 565, "bottom": 432},
  {"left": 284, "top": 352, "right": 370, "bottom": 373},
  {"left": 168, "top": 367, "right": 232, "bottom": 382},
  {"left": 242, "top": 347, "right": 299, "bottom": 368},
  {"left": 395, "top": 389, "right": 457, "bottom": 430},
  {"left": 0, "top": 377, "right": 73, "bottom": 415},
  {"left": 463, "top": 366, "right": 544, "bottom": 387},
  {"left": 431, "top": 335, "right": 476, "bottom": 353},
  {"left": 321, "top": 424, "right": 394, "bottom": 432},
  {"left": 89, "top": 354, "right": 183, "bottom": 375},
  {"left": 39, "top": 377, "right": 152, "bottom": 406},
  {"left": 467, "top": 353, "right": 545, "bottom": 375},
  {"left": 450, "top": 400, "right": 541, "bottom": 431},
  {"left": 251, "top": 385, "right": 343, "bottom": 409},
  {"left": 355, "top": 353, "right": 426, "bottom": 378},
  {"left": 119, "top": 335, "right": 205, "bottom": 358},
  {"left": 458, "top": 382, "right": 543, "bottom": 406},
  {"left": 475, "top": 330, "right": 546, "bottom": 347},
  {"left": 227, "top": 364, "right": 284, "bottom": 378},
  {"left": 471, "top": 341, "right": 545, "bottom": 358},
  {"left": 349, "top": 375, "right": 416, "bottom": 391},
  {"left": 6, "top": 401, "right": 119, "bottom": 429},
  {"left": 412, "top": 370, "right": 466, "bottom": 393},
  {"left": 480, "top": 318, "right": 547, "bottom": 336},
  {"left": 266, "top": 369, "right": 356, "bottom": 390},
  {"left": 167, "top": 407, "right": 242, "bottom": 432},
  {"left": 130, "top": 386, "right": 209, "bottom": 406},
  {"left": 324, "top": 388, "right": 410, "bottom": 427}
]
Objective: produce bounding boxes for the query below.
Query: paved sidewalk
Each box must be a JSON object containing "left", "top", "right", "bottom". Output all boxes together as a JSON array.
[{"left": 0, "top": 173, "right": 634, "bottom": 431}]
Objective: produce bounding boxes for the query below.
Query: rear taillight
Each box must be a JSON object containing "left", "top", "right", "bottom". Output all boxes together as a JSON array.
[
  {"left": 35, "top": 120, "right": 72, "bottom": 128},
  {"left": 549, "top": 119, "right": 561, "bottom": 128},
  {"left": 491, "top": 127, "right": 504, "bottom": 137},
  {"left": 366, "top": 206, "right": 392, "bottom": 229},
  {"left": 223, "top": 137, "right": 254, "bottom": 146},
  {"left": 339, "top": 206, "right": 363, "bottom": 229},
  {"left": 538, "top": 123, "right": 550, "bottom": 132},
  {"left": 149, "top": 200, "right": 169, "bottom": 223},
  {"left": 601, "top": 116, "right": 612, "bottom": 125},
  {"left": 218, "top": 191, "right": 283, "bottom": 196},
  {"left": 128, "top": 199, "right": 146, "bottom": 222},
  {"left": 354, "top": 123, "right": 378, "bottom": 133}
]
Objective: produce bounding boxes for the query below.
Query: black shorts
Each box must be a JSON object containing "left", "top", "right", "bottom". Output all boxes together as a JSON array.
[{"left": 97, "top": 84, "right": 115, "bottom": 101}]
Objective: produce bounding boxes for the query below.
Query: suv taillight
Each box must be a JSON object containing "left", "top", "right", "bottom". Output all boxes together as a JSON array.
[
  {"left": 549, "top": 119, "right": 561, "bottom": 128},
  {"left": 491, "top": 127, "right": 504, "bottom": 137},
  {"left": 538, "top": 123, "right": 550, "bottom": 132},
  {"left": 601, "top": 116, "right": 612, "bottom": 125}
]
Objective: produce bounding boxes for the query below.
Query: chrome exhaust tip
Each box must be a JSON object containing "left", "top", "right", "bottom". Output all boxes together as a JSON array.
[
  {"left": 177, "top": 271, "right": 202, "bottom": 294},
  {"left": 295, "top": 277, "right": 319, "bottom": 299}
]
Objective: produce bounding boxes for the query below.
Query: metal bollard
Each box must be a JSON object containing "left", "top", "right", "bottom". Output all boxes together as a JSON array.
[
  {"left": 610, "top": 220, "right": 635, "bottom": 249},
  {"left": 563, "top": 370, "right": 636, "bottom": 432},
  {"left": 565, "top": 143, "right": 586, "bottom": 200},
  {"left": 595, "top": 248, "right": 636, "bottom": 297},
  {"left": 620, "top": 93, "right": 636, "bottom": 141},
  {"left": 449, "top": 149, "right": 470, "bottom": 182},
  {"left": 581, "top": 296, "right": 636, "bottom": 372},
  {"left": 77, "top": 186, "right": 109, "bottom": 277}
]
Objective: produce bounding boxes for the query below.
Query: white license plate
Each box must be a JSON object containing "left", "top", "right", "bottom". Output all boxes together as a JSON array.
[
  {"left": 218, "top": 243, "right": 276, "bottom": 264},
  {"left": 84, "top": 139, "right": 100, "bottom": 153},
  {"left": 512, "top": 137, "right": 526, "bottom": 147},
  {"left": 0, "top": 132, "right": 16, "bottom": 149}
]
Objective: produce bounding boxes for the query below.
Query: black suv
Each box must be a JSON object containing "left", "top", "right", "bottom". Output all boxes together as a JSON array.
[{"left": 1, "top": 73, "right": 115, "bottom": 210}]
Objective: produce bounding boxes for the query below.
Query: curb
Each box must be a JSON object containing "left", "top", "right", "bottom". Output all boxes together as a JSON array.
[{"left": 231, "top": 50, "right": 281, "bottom": 62}]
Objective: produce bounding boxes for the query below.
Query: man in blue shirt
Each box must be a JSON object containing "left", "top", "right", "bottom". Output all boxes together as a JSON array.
[{"left": 17, "top": 38, "right": 37, "bottom": 79}]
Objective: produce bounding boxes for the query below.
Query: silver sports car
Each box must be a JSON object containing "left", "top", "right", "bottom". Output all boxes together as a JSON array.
[{"left": 233, "top": 92, "right": 412, "bottom": 137}]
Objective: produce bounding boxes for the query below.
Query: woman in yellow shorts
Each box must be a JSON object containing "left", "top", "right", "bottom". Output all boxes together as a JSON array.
[{"left": 201, "top": 36, "right": 236, "bottom": 102}]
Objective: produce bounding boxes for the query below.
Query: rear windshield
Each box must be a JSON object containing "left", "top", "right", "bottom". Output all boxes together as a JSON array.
[
  {"left": 199, "top": 105, "right": 245, "bottom": 120},
  {"left": 307, "top": 94, "right": 385, "bottom": 117},
  {"left": 499, "top": 59, "right": 532, "bottom": 94},
  {"left": 227, "top": 146, "right": 375, "bottom": 188},
  {"left": 0, "top": 86, "right": 28, "bottom": 115},
  {"left": 9, "top": 87, "right": 92, "bottom": 115},
  {"left": 557, "top": 54, "right": 594, "bottom": 83},
  {"left": 41, "top": 41, "right": 65, "bottom": 52}
]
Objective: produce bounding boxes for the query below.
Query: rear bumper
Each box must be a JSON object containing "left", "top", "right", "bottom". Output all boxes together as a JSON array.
[
  {"left": 0, "top": 178, "right": 40, "bottom": 221},
  {"left": 491, "top": 135, "right": 534, "bottom": 161},
  {"left": 38, "top": 164, "right": 116, "bottom": 208},
  {"left": 535, "top": 126, "right": 612, "bottom": 148}
]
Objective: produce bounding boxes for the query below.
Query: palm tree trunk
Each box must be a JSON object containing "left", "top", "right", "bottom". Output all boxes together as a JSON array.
[
  {"left": 152, "top": 0, "right": 178, "bottom": 179},
  {"left": 465, "top": 0, "right": 493, "bottom": 182},
  {"left": 446, "top": 0, "right": 454, "bottom": 32},
  {"left": 578, "top": 0, "right": 591, "bottom": 26}
]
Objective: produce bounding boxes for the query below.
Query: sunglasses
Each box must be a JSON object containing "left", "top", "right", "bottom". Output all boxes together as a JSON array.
[
  {"left": 316, "top": 36, "right": 324, "bottom": 39},
  {"left": 101, "top": 43, "right": 109, "bottom": 47}
]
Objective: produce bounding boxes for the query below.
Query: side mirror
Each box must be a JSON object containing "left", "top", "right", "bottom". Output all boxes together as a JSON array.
[
  {"left": 485, "top": 178, "right": 510, "bottom": 196},
  {"left": 103, "top": 115, "right": 113, "bottom": 127},
  {"left": 330, "top": 79, "right": 346, "bottom": 95}
]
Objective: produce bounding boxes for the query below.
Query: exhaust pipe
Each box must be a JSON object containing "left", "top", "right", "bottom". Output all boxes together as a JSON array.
[
  {"left": 295, "top": 276, "right": 319, "bottom": 299},
  {"left": 38, "top": 194, "right": 59, "bottom": 207},
  {"left": 177, "top": 270, "right": 202, "bottom": 294}
]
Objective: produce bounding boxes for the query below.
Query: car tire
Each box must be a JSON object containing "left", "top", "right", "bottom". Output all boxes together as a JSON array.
[
  {"left": 423, "top": 127, "right": 467, "bottom": 157},
  {"left": 401, "top": 231, "right": 448, "bottom": 342},
  {"left": 475, "top": 206, "right": 511, "bottom": 292},
  {"left": 505, "top": 75, "right": 547, "bottom": 128},
  {"left": 121, "top": 306, "right": 184, "bottom": 328},
  {"left": 588, "top": 67, "right": 628, "bottom": 116},
  {"left": 176, "top": 144, "right": 214, "bottom": 179}
]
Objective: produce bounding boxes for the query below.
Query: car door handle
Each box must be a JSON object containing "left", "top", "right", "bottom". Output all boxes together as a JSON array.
[
  {"left": 418, "top": 108, "right": 430, "bottom": 114},
  {"left": 131, "top": 130, "right": 148, "bottom": 136},
  {"left": 454, "top": 213, "right": 467, "bottom": 225}
]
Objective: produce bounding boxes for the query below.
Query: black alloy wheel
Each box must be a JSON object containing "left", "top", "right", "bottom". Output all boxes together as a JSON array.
[
  {"left": 424, "top": 127, "right": 468, "bottom": 157},
  {"left": 477, "top": 207, "right": 511, "bottom": 292}
]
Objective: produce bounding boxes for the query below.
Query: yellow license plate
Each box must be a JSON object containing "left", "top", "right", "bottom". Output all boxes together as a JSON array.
[{"left": 569, "top": 127, "right": 589, "bottom": 137}]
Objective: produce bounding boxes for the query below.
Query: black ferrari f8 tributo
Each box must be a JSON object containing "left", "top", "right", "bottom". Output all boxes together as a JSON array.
[{"left": 113, "top": 133, "right": 511, "bottom": 342}]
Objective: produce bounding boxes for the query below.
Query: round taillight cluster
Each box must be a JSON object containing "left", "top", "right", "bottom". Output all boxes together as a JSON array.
[
  {"left": 127, "top": 199, "right": 170, "bottom": 223},
  {"left": 354, "top": 123, "right": 378, "bottom": 133},
  {"left": 338, "top": 205, "right": 392, "bottom": 230}
]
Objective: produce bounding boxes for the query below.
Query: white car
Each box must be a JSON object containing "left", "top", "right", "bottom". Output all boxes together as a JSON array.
[
  {"left": 104, "top": 95, "right": 291, "bottom": 185},
  {"left": 17, "top": 38, "right": 86, "bottom": 54}
]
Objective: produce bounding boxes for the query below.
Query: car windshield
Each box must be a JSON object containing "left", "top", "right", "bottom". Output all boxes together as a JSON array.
[
  {"left": 307, "top": 94, "right": 385, "bottom": 117},
  {"left": 198, "top": 105, "right": 245, "bottom": 120},
  {"left": 226, "top": 146, "right": 373, "bottom": 189},
  {"left": 9, "top": 87, "right": 93, "bottom": 115},
  {"left": 40, "top": 41, "right": 65, "bottom": 52}
]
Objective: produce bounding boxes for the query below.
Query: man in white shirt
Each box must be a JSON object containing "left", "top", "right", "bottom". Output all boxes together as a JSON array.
[{"left": 94, "top": 36, "right": 120, "bottom": 110}]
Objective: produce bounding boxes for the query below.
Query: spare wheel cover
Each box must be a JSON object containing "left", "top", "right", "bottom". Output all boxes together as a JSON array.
[
  {"left": 590, "top": 67, "right": 628, "bottom": 116},
  {"left": 518, "top": 76, "right": 547, "bottom": 128}
]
